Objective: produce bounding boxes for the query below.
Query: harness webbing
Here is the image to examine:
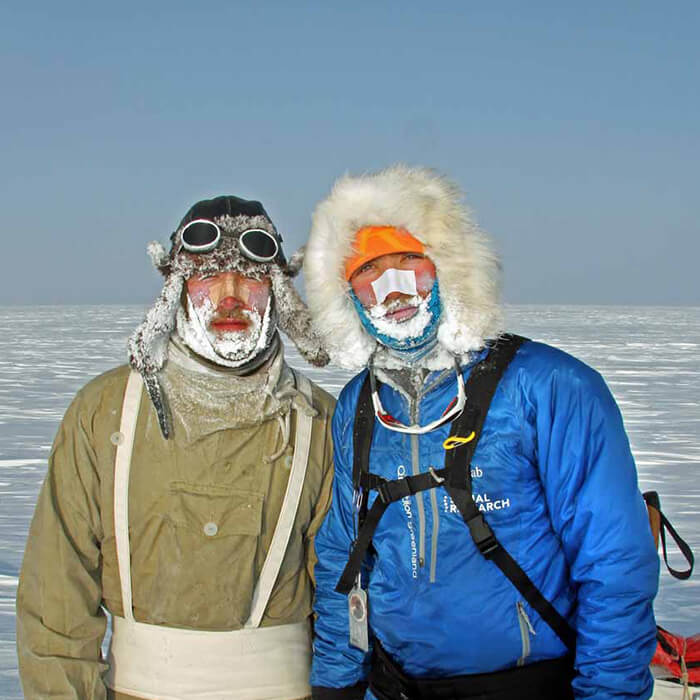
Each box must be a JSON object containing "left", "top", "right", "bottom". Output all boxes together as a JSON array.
[
  {"left": 335, "top": 334, "right": 577, "bottom": 652},
  {"left": 351, "top": 375, "right": 375, "bottom": 534}
]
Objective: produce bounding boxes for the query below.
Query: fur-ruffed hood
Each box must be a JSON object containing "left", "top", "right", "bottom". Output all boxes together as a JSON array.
[{"left": 304, "top": 165, "right": 503, "bottom": 370}]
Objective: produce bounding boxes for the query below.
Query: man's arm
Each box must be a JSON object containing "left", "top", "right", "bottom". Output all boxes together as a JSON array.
[
  {"left": 311, "top": 390, "right": 371, "bottom": 699},
  {"left": 305, "top": 404, "right": 335, "bottom": 585},
  {"left": 16, "top": 391, "right": 109, "bottom": 699},
  {"left": 530, "top": 351, "right": 658, "bottom": 700}
]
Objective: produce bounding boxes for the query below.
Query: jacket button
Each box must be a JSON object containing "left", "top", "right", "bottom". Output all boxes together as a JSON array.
[
  {"left": 203, "top": 522, "right": 218, "bottom": 537},
  {"left": 110, "top": 432, "right": 125, "bottom": 446}
]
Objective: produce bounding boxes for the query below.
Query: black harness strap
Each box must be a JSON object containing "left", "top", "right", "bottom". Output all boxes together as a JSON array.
[
  {"left": 352, "top": 375, "right": 375, "bottom": 534},
  {"left": 370, "top": 637, "right": 574, "bottom": 700},
  {"left": 336, "top": 334, "right": 577, "bottom": 652},
  {"left": 352, "top": 375, "right": 374, "bottom": 490},
  {"left": 337, "top": 467, "right": 450, "bottom": 594}
]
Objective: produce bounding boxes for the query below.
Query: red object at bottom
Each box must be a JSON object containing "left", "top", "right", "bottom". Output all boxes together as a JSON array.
[{"left": 651, "top": 626, "right": 700, "bottom": 684}]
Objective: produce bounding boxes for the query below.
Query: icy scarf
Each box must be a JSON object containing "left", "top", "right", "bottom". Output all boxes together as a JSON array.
[
  {"left": 161, "top": 336, "right": 300, "bottom": 447},
  {"left": 175, "top": 292, "right": 276, "bottom": 370},
  {"left": 350, "top": 279, "right": 442, "bottom": 364}
]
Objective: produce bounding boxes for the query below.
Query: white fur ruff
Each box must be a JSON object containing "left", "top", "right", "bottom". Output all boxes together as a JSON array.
[{"left": 304, "top": 165, "right": 504, "bottom": 370}]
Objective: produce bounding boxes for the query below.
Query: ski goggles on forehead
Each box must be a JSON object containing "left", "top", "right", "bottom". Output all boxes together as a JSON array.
[
  {"left": 179, "top": 219, "right": 280, "bottom": 262},
  {"left": 369, "top": 362, "right": 466, "bottom": 435}
]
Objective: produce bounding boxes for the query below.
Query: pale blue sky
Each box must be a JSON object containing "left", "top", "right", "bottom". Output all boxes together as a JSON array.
[{"left": 2, "top": 1, "right": 698, "bottom": 305}]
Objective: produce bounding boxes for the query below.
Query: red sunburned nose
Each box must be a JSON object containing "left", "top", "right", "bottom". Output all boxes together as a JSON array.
[{"left": 218, "top": 296, "right": 243, "bottom": 311}]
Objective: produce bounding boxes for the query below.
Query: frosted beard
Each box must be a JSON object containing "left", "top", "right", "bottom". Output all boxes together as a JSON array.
[
  {"left": 351, "top": 275, "right": 442, "bottom": 359},
  {"left": 369, "top": 293, "right": 434, "bottom": 341},
  {"left": 175, "top": 293, "right": 274, "bottom": 369}
]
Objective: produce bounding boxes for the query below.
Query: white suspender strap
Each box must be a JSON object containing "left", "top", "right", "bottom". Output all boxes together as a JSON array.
[
  {"left": 114, "top": 369, "right": 144, "bottom": 623},
  {"left": 245, "top": 372, "right": 314, "bottom": 629}
]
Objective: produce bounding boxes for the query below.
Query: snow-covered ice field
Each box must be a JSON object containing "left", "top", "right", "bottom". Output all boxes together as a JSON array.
[{"left": 0, "top": 304, "right": 698, "bottom": 697}]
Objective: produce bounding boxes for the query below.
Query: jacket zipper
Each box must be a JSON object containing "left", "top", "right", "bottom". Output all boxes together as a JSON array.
[
  {"left": 516, "top": 601, "right": 536, "bottom": 666},
  {"left": 409, "top": 399, "right": 426, "bottom": 569},
  {"left": 417, "top": 368, "right": 452, "bottom": 580},
  {"left": 428, "top": 485, "right": 440, "bottom": 583}
]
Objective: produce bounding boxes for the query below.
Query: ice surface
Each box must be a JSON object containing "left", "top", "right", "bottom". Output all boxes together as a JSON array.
[{"left": 0, "top": 304, "right": 698, "bottom": 697}]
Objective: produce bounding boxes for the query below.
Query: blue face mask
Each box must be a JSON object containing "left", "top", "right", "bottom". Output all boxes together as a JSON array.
[{"left": 350, "top": 279, "right": 442, "bottom": 360}]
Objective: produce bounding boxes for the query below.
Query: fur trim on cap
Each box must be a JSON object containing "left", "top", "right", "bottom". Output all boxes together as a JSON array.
[
  {"left": 304, "top": 165, "right": 503, "bottom": 370},
  {"left": 270, "top": 267, "right": 329, "bottom": 367},
  {"left": 147, "top": 241, "right": 170, "bottom": 274},
  {"left": 286, "top": 246, "right": 305, "bottom": 278},
  {"left": 127, "top": 271, "right": 185, "bottom": 437}
]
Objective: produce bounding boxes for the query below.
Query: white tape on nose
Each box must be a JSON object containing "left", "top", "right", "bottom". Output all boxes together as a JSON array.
[{"left": 370, "top": 268, "right": 417, "bottom": 305}]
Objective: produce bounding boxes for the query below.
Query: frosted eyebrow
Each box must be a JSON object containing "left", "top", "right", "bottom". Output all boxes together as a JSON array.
[{"left": 370, "top": 268, "right": 417, "bottom": 304}]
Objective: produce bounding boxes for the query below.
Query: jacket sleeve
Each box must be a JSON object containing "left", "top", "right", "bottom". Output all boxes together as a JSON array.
[
  {"left": 306, "top": 402, "right": 336, "bottom": 585},
  {"left": 311, "top": 389, "right": 372, "bottom": 698},
  {"left": 16, "top": 391, "right": 108, "bottom": 699},
  {"left": 527, "top": 352, "right": 659, "bottom": 700}
]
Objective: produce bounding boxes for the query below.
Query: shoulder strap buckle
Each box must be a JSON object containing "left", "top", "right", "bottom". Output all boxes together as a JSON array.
[
  {"left": 377, "top": 478, "right": 412, "bottom": 504},
  {"left": 465, "top": 512, "right": 500, "bottom": 558}
]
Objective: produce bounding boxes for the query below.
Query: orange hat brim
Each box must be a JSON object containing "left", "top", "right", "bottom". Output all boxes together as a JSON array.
[{"left": 344, "top": 226, "right": 425, "bottom": 280}]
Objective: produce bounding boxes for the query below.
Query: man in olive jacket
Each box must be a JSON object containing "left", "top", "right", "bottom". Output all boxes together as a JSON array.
[{"left": 16, "top": 196, "right": 335, "bottom": 700}]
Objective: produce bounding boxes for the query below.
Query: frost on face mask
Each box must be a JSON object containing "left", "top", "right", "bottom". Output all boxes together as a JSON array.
[
  {"left": 368, "top": 294, "right": 432, "bottom": 340},
  {"left": 351, "top": 276, "right": 443, "bottom": 363},
  {"left": 176, "top": 294, "right": 273, "bottom": 368}
]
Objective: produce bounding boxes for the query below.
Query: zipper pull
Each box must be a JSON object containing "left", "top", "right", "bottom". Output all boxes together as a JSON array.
[{"left": 517, "top": 601, "right": 537, "bottom": 635}]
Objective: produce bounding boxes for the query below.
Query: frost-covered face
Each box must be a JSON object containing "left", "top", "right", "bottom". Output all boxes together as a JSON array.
[
  {"left": 180, "top": 270, "right": 273, "bottom": 365},
  {"left": 350, "top": 252, "right": 436, "bottom": 322},
  {"left": 186, "top": 271, "right": 271, "bottom": 331}
]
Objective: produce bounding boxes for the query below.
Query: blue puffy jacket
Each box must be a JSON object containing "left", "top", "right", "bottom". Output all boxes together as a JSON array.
[{"left": 311, "top": 340, "right": 659, "bottom": 699}]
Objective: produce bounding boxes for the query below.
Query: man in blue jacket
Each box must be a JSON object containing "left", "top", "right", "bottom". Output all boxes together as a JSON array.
[{"left": 303, "top": 165, "right": 659, "bottom": 700}]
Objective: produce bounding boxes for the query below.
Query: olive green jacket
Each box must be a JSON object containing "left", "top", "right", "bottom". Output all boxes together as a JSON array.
[{"left": 16, "top": 359, "right": 335, "bottom": 699}]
